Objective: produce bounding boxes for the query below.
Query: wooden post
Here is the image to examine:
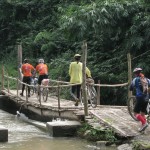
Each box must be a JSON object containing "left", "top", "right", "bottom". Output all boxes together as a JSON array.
[
  {"left": 38, "top": 85, "right": 42, "bottom": 106},
  {"left": 1, "top": 65, "right": 4, "bottom": 90},
  {"left": 57, "top": 82, "right": 61, "bottom": 117},
  {"left": 82, "top": 41, "right": 88, "bottom": 116},
  {"left": 97, "top": 80, "right": 100, "bottom": 105},
  {"left": 18, "top": 44, "right": 22, "bottom": 90},
  {"left": 25, "top": 85, "right": 28, "bottom": 103},
  {"left": 7, "top": 73, "right": 10, "bottom": 93},
  {"left": 127, "top": 53, "right": 132, "bottom": 99},
  {"left": 16, "top": 78, "right": 19, "bottom": 97}
]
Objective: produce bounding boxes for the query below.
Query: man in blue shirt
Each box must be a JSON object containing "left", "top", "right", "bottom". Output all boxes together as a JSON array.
[{"left": 130, "top": 67, "right": 150, "bottom": 132}]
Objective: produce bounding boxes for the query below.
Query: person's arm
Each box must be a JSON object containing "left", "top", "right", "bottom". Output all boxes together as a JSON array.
[
  {"left": 130, "top": 78, "right": 136, "bottom": 91},
  {"left": 69, "top": 63, "right": 72, "bottom": 76},
  {"left": 86, "top": 67, "right": 92, "bottom": 78}
]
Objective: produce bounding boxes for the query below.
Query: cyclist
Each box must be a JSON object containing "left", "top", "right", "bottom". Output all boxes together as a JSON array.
[
  {"left": 20, "top": 58, "right": 35, "bottom": 97},
  {"left": 69, "top": 54, "right": 92, "bottom": 106},
  {"left": 35, "top": 58, "right": 48, "bottom": 85},
  {"left": 130, "top": 67, "right": 150, "bottom": 132}
]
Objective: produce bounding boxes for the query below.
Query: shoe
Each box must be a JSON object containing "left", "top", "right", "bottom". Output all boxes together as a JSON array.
[
  {"left": 74, "top": 99, "right": 79, "bottom": 106},
  {"left": 20, "top": 93, "right": 23, "bottom": 96},
  {"left": 139, "top": 123, "right": 148, "bottom": 132}
]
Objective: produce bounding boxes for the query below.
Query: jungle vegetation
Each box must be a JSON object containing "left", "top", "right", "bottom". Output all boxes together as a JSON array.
[{"left": 0, "top": 0, "right": 150, "bottom": 105}]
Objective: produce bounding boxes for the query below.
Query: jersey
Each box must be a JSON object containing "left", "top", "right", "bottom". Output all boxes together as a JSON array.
[
  {"left": 21, "top": 63, "right": 35, "bottom": 77},
  {"left": 36, "top": 63, "right": 48, "bottom": 75},
  {"left": 130, "top": 76, "right": 150, "bottom": 97}
]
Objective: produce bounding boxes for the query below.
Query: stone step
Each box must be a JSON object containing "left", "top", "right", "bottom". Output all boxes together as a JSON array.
[{"left": 0, "top": 126, "right": 8, "bottom": 142}]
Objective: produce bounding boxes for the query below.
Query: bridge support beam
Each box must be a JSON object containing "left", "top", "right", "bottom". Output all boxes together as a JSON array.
[
  {"left": 46, "top": 121, "right": 81, "bottom": 137},
  {"left": 0, "top": 126, "right": 8, "bottom": 142}
]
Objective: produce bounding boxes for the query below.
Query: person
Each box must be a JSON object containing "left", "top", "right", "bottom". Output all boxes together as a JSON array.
[
  {"left": 20, "top": 59, "right": 35, "bottom": 97},
  {"left": 35, "top": 58, "right": 48, "bottom": 85},
  {"left": 69, "top": 54, "right": 92, "bottom": 106},
  {"left": 130, "top": 67, "right": 150, "bottom": 132}
]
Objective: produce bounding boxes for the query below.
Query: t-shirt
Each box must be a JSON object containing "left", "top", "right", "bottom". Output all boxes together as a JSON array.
[
  {"left": 36, "top": 63, "right": 48, "bottom": 75},
  {"left": 69, "top": 61, "right": 91, "bottom": 83},
  {"left": 21, "top": 63, "right": 35, "bottom": 77}
]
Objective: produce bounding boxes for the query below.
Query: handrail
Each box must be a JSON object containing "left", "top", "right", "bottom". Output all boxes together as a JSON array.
[{"left": 2, "top": 73, "right": 129, "bottom": 112}]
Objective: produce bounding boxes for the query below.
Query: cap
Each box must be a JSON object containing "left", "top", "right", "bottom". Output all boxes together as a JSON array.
[{"left": 74, "top": 54, "right": 81, "bottom": 57}]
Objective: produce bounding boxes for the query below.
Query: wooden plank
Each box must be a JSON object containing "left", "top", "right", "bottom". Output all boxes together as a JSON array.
[{"left": 90, "top": 109, "right": 140, "bottom": 137}]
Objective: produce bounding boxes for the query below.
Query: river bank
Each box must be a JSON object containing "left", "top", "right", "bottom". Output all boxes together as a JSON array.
[{"left": 77, "top": 118, "right": 150, "bottom": 150}]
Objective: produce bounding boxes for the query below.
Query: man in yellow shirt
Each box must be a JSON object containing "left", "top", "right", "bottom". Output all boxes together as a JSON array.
[{"left": 69, "top": 54, "right": 91, "bottom": 106}]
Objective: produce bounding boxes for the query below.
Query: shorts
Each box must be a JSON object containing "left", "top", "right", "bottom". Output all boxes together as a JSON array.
[
  {"left": 38, "top": 74, "right": 48, "bottom": 85},
  {"left": 134, "top": 96, "right": 148, "bottom": 113}
]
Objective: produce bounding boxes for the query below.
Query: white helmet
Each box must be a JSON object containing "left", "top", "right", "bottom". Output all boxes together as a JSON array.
[
  {"left": 38, "top": 58, "right": 44, "bottom": 63},
  {"left": 133, "top": 68, "right": 142, "bottom": 73}
]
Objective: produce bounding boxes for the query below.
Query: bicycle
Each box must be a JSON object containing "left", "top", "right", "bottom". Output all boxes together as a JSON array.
[
  {"left": 80, "top": 78, "right": 97, "bottom": 108},
  {"left": 36, "top": 79, "right": 49, "bottom": 102},
  {"left": 30, "top": 77, "right": 38, "bottom": 96},
  {"left": 127, "top": 96, "right": 150, "bottom": 123}
]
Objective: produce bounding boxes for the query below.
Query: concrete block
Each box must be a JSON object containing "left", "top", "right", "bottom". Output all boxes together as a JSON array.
[
  {"left": 46, "top": 121, "right": 81, "bottom": 137},
  {"left": 0, "top": 126, "right": 8, "bottom": 142}
]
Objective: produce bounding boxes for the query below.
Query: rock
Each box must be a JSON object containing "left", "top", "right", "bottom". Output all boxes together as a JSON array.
[{"left": 117, "top": 144, "right": 132, "bottom": 150}]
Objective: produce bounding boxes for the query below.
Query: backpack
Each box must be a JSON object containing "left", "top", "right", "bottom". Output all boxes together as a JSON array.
[{"left": 140, "top": 76, "right": 148, "bottom": 94}]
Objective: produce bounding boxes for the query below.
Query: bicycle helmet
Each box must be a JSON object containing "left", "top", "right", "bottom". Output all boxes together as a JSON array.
[
  {"left": 24, "top": 58, "right": 28, "bottom": 63},
  {"left": 38, "top": 58, "right": 44, "bottom": 63},
  {"left": 133, "top": 68, "right": 142, "bottom": 73}
]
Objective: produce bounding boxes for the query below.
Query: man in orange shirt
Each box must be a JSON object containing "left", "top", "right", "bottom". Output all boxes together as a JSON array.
[
  {"left": 20, "top": 59, "right": 35, "bottom": 97},
  {"left": 35, "top": 58, "right": 48, "bottom": 85}
]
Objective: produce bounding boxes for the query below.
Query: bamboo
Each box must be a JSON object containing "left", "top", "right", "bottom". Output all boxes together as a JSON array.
[
  {"left": 57, "top": 82, "right": 61, "bottom": 116},
  {"left": 7, "top": 73, "right": 10, "bottom": 93},
  {"left": 82, "top": 41, "right": 88, "bottom": 116},
  {"left": 1, "top": 65, "right": 4, "bottom": 90},
  {"left": 16, "top": 78, "right": 19, "bottom": 97},
  {"left": 25, "top": 85, "right": 28, "bottom": 103},
  {"left": 38, "top": 85, "right": 42, "bottom": 106},
  {"left": 127, "top": 53, "right": 132, "bottom": 99},
  {"left": 18, "top": 44, "right": 22, "bottom": 89},
  {"left": 97, "top": 80, "right": 100, "bottom": 105}
]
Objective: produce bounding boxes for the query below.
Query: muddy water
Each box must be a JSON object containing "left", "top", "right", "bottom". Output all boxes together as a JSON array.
[{"left": 0, "top": 109, "right": 116, "bottom": 150}]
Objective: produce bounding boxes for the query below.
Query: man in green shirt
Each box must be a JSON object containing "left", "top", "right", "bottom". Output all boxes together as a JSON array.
[{"left": 69, "top": 54, "right": 91, "bottom": 106}]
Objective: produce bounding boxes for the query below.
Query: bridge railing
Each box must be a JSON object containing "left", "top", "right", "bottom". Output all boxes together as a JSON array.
[{"left": 1, "top": 65, "right": 128, "bottom": 110}]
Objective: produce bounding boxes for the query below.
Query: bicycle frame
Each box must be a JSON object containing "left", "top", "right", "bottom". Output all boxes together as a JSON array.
[{"left": 80, "top": 83, "right": 97, "bottom": 108}]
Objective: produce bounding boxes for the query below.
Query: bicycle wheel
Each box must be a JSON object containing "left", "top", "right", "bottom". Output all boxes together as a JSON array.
[
  {"left": 42, "top": 87, "right": 48, "bottom": 102},
  {"left": 127, "top": 96, "right": 137, "bottom": 121},
  {"left": 80, "top": 89, "right": 84, "bottom": 106},
  {"left": 30, "top": 86, "right": 34, "bottom": 96},
  {"left": 146, "top": 100, "right": 150, "bottom": 123},
  {"left": 88, "top": 86, "right": 97, "bottom": 108}
]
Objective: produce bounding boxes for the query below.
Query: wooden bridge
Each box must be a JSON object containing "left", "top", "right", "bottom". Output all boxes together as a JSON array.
[{"left": 1, "top": 67, "right": 150, "bottom": 138}]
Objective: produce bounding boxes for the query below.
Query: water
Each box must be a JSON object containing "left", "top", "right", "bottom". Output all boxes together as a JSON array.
[{"left": 0, "top": 109, "right": 116, "bottom": 150}]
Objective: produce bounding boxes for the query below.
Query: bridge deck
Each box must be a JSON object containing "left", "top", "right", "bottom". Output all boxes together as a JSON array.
[{"left": 1, "top": 89, "right": 150, "bottom": 137}]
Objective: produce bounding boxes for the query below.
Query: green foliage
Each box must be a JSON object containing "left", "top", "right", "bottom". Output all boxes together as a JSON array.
[
  {"left": 0, "top": 0, "right": 150, "bottom": 105},
  {"left": 78, "top": 123, "right": 117, "bottom": 142}
]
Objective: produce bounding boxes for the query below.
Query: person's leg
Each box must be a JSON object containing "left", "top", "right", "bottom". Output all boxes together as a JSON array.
[
  {"left": 140, "top": 100, "right": 148, "bottom": 123},
  {"left": 135, "top": 97, "right": 148, "bottom": 131},
  {"left": 76, "top": 84, "right": 81, "bottom": 99},
  {"left": 70, "top": 85, "right": 77, "bottom": 100},
  {"left": 27, "top": 77, "right": 31, "bottom": 96},
  {"left": 134, "top": 97, "right": 146, "bottom": 124},
  {"left": 20, "top": 76, "right": 25, "bottom": 96}
]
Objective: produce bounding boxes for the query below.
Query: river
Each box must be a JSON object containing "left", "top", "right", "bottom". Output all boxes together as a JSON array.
[{"left": 0, "top": 109, "right": 116, "bottom": 150}]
